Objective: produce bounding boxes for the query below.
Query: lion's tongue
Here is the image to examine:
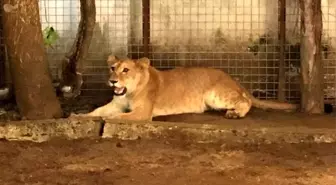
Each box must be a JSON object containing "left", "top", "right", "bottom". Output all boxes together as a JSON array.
[{"left": 114, "top": 87, "right": 124, "bottom": 94}]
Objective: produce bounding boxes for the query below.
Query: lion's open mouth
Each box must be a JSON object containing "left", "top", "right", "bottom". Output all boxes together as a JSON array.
[{"left": 113, "top": 86, "right": 127, "bottom": 96}]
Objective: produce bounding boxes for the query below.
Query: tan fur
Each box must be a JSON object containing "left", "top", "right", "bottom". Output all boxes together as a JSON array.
[{"left": 71, "top": 55, "right": 299, "bottom": 121}]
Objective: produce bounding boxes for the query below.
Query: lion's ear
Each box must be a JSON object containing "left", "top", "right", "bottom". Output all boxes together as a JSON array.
[
  {"left": 107, "top": 55, "right": 119, "bottom": 66},
  {"left": 137, "top": 57, "right": 150, "bottom": 69}
]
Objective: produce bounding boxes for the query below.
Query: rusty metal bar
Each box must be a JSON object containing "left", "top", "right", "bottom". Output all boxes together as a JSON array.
[
  {"left": 128, "top": 0, "right": 139, "bottom": 59},
  {"left": 142, "top": 0, "right": 150, "bottom": 58},
  {"left": 278, "top": 0, "right": 286, "bottom": 101}
]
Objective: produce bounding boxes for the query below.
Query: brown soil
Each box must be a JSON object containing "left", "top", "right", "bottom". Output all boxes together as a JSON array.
[{"left": 0, "top": 136, "right": 335, "bottom": 185}]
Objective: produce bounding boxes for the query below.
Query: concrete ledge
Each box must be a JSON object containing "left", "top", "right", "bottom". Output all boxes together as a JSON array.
[
  {"left": 0, "top": 118, "right": 103, "bottom": 142},
  {"left": 0, "top": 116, "right": 335, "bottom": 144},
  {"left": 102, "top": 119, "right": 336, "bottom": 144}
]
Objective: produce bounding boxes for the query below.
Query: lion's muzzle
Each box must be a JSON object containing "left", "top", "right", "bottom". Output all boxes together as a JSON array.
[
  {"left": 108, "top": 80, "right": 127, "bottom": 96},
  {"left": 112, "top": 86, "right": 127, "bottom": 96}
]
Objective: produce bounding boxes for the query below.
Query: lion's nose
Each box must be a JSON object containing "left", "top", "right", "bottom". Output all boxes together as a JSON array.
[{"left": 110, "top": 80, "right": 118, "bottom": 84}]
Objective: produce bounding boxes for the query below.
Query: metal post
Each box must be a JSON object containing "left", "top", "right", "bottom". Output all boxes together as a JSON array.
[
  {"left": 278, "top": 0, "right": 286, "bottom": 101},
  {"left": 142, "top": 0, "right": 150, "bottom": 58}
]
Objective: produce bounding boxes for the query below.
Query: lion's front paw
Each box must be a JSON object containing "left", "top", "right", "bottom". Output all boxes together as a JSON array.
[
  {"left": 224, "top": 110, "right": 240, "bottom": 119},
  {"left": 69, "top": 112, "right": 85, "bottom": 118}
]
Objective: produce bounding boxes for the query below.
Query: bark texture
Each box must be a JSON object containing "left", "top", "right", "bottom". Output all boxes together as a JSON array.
[
  {"left": 60, "top": 0, "right": 96, "bottom": 98},
  {"left": 299, "top": 0, "right": 324, "bottom": 114},
  {"left": 2, "top": 0, "right": 63, "bottom": 119}
]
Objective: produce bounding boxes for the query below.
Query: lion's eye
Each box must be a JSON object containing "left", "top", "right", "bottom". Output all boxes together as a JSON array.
[
  {"left": 111, "top": 67, "right": 115, "bottom": 71},
  {"left": 122, "top": 68, "right": 129, "bottom": 73}
]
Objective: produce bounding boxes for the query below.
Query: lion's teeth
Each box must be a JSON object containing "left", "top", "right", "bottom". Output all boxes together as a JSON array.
[{"left": 114, "top": 87, "right": 124, "bottom": 94}]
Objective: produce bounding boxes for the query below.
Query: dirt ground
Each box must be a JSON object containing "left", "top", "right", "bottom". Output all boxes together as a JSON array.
[
  {"left": 0, "top": 136, "right": 335, "bottom": 185},
  {"left": 0, "top": 97, "right": 335, "bottom": 185}
]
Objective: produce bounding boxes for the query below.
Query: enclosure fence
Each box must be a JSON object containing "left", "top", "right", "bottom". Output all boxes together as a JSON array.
[{"left": 1, "top": 0, "right": 336, "bottom": 106}]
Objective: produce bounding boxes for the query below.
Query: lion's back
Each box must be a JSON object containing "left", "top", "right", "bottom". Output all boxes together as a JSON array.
[{"left": 151, "top": 67, "right": 238, "bottom": 116}]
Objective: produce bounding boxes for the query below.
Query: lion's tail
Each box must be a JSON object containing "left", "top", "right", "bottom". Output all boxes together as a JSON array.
[
  {"left": 236, "top": 80, "right": 299, "bottom": 112},
  {"left": 249, "top": 95, "right": 299, "bottom": 111}
]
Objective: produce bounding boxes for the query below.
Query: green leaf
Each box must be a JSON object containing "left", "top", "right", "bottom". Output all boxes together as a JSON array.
[{"left": 43, "top": 26, "right": 59, "bottom": 47}]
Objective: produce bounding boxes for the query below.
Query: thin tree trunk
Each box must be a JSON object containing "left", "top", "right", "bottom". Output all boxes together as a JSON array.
[
  {"left": 299, "top": 0, "right": 324, "bottom": 114},
  {"left": 2, "top": 0, "right": 63, "bottom": 119},
  {"left": 60, "top": 0, "right": 96, "bottom": 98}
]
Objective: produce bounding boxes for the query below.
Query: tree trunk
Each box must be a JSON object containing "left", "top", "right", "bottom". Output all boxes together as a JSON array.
[
  {"left": 1, "top": 0, "right": 63, "bottom": 119},
  {"left": 0, "top": 1, "right": 10, "bottom": 101},
  {"left": 60, "top": 0, "right": 96, "bottom": 98},
  {"left": 299, "top": 0, "right": 324, "bottom": 114},
  {"left": 0, "top": 13, "right": 5, "bottom": 89}
]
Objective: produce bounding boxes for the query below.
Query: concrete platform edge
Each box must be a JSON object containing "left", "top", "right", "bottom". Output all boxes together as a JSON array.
[{"left": 0, "top": 118, "right": 335, "bottom": 143}]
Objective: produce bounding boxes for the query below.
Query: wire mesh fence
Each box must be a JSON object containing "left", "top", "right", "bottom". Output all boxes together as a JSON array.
[
  {"left": 1, "top": 0, "right": 335, "bottom": 105},
  {"left": 148, "top": 0, "right": 282, "bottom": 102},
  {"left": 321, "top": 1, "right": 336, "bottom": 105}
]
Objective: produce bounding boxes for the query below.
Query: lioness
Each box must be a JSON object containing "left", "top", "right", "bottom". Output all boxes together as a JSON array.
[{"left": 71, "top": 55, "right": 298, "bottom": 121}]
